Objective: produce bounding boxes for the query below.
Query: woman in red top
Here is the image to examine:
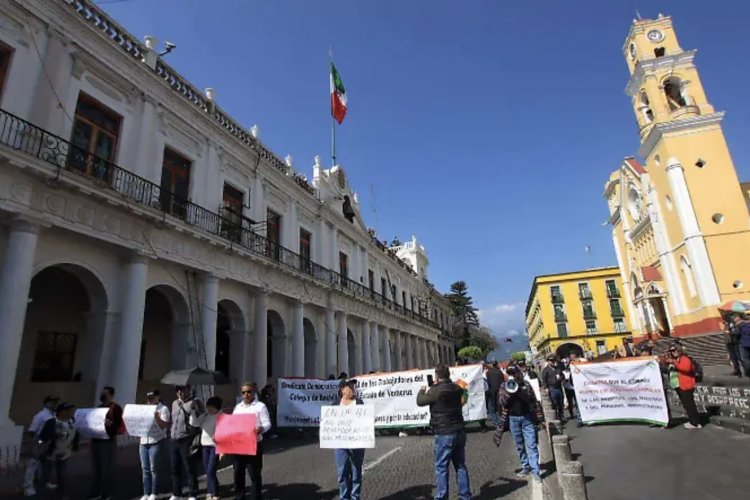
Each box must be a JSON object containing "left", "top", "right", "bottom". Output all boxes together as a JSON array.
[{"left": 668, "top": 345, "right": 701, "bottom": 429}]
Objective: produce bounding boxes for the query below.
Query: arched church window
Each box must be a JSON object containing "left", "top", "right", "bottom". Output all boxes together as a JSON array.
[
  {"left": 639, "top": 91, "right": 653, "bottom": 123},
  {"left": 680, "top": 256, "right": 697, "bottom": 298},
  {"left": 664, "top": 77, "right": 687, "bottom": 111}
]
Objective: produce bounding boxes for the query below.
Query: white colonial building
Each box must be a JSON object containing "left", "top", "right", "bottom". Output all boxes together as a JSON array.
[{"left": 0, "top": 0, "right": 453, "bottom": 460}]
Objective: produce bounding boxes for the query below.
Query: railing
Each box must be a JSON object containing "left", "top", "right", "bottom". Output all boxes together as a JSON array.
[
  {"left": 0, "top": 108, "right": 440, "bottom": 331},
  {"left": 610, "top": 308, "right": 625, "bottom": 318},
  {"left": 551, "top": 293, "right": 564, "bottom": 303},
  {"left": 607, "top": 288, "right": 621, "bottom": 298},
  {"left": 583, "top": 310, "right": 597, "bottom": 320}
]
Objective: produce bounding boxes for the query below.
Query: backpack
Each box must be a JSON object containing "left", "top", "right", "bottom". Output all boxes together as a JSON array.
[{"left": 688, "top": 356, "right": 704, "bottom": 383}]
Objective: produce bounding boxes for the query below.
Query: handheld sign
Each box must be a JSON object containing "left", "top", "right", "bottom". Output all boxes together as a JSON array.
[
  {"left": 74, "top": 408, "right": 110, "bottom": 439},
  {"left": 123, "top": 404, "right": 158, "bottom": 438},
  {"left": 319, "top": 404, "right": 375, "bottom": 449},
  {"left": 214, "top": 413, "right": 257, "bottom": 456}
]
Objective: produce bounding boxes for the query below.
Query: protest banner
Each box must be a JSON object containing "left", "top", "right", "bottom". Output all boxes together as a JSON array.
[
  {"left": 570, "top": 357, "right": 669, "bottom": 426},
  {"left": 527, "top": 377, "right": 542, "bottom": 402},
  {"left": 74, "top": 408, "right": 110, "bottom": 439},
  {"left": 319, "top": 404, "right": 376, "bottom": 449},
  {"left": 122, "top": 404, "right": 158, "bottom": 438},
  {"left": 214, "top": 413, "right": 257, "bottom": 455},
  {"left": 277, "top": 364, "right": 486, "bottom": 428}
]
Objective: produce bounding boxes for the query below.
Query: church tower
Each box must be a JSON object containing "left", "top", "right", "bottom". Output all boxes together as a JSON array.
[{"left": 608, "top": 15, "right": 750, "bottom": 340}]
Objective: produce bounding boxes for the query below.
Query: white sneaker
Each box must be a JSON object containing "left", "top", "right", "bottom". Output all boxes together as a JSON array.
[
  {"left": 683, "top": 422, "right": 702, "bottom": 429},
  {"left": 398, "top": 431, "right": 408, "bottom": 437},
  {"left": 148, "top": 496, "right": 157, "bottom": 500},
  {"left": 23, "top": 488, "right": 36, "bottom": 497},
  {"left": 188, "top": 497, "right": 198, "bottom": 500},
  {"left": 141, "top": 496, "right": 149, "bottom": 500},
  {"left": 169, "top": 496, "right": 182, "bottom": 500}
]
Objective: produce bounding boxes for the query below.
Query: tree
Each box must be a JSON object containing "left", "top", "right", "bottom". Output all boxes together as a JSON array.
[
  {"left": 469, "top": 327, "right": 499, "bottom": 357},
  {"left": 511, "top": 351, "right": 527, "bottom": 363},
  {"left": 447, "top": 281, "right": 479, "bottom": 348},
  {"left": 457, "top": 346, "right": 484, "bottom": 362}
]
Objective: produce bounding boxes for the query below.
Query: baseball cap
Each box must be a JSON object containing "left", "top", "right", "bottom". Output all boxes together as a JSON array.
[
  {"left": 55, "top": 402, "right": 75, "bottom": 413},
  {"left": 146, "top": 389, "right": 160, "bottom": 398}
]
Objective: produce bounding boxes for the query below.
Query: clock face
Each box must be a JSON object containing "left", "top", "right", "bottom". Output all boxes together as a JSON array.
[
  {"left": 647, "top": 29, "right": 664, "bottom": 43},
  {"left": 629, "top": 43, "right": 636, "bottom": 60}
]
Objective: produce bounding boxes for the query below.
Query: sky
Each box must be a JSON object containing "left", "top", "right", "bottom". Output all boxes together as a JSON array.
[{"left": 98, "top": 0, "right": 750, "bottom": 351}]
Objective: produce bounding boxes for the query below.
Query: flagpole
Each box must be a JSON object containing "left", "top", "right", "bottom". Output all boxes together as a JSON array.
[{"left": 329, "top": 46, "right": 337, "bottom": 166}]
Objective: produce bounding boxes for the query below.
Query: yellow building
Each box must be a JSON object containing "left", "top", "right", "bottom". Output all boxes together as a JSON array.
[
  {"left": 525, "top": 267, "right": 633, "bottom": 360},
  {"left": 604, "top": 15, "right": 750, "bottom": 344}
]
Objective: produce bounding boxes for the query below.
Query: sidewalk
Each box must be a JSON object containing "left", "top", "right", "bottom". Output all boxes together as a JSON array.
[{"left": 565, "top": 420, "right": 750, "bottom": 500}]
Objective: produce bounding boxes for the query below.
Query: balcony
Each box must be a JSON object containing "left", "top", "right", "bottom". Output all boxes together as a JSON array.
[
  {"left": 554, "top": 312, "right": 567, "bottom": 322},
  {"left": 0, "top": 108, "right": 440, "bottom": 331},
  {"left": 611, "top": 308, "right": 625, "bottom": 318},
  {"left": 579, "top": 290, "right": 593, "bottom": 300},
  {"left": 583, "top": 310, "right": 597, "bottom": 320},
  {"left": 551, "top": 293, "right": 564, "bottom": 303},
  {"left": 606, "top": 288, "right": 621, "bottom": 298}
]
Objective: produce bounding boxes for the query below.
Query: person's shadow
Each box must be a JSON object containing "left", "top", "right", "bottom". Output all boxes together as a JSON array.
[
  {"left": 378, "top": 484, "right": 434, "bottom": 499},
  {"left": 475, "top": 477, "right": 527, "bottom": 499},
  {"left": 260, "top": 482, "right": 338, "bottom": 500}
]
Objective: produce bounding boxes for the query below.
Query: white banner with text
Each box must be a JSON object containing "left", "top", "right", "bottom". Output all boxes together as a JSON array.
[
  {"left": 570, "top": 357, "right": 669, "bottom": 426},
  {"left": 277, "top": 364, "right": 487, "bottom": 428}
]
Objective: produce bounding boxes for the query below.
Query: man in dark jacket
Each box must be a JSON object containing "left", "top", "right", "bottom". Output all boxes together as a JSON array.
[
  {"left": 88, "top": 386, "right": 123, "bottom": 500},
  {"left": 416, "top": 364, "right": 471, "bottom": 500},
  {"left": 541, "top": 356, "right": 565, "bottom": 421},
  {"left": 485, "top": 362, "right": 504, "bottom": 426}
]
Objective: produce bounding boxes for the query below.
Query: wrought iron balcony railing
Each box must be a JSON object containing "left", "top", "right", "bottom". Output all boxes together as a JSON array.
[{"left": 0, "top": 108, "right": 439, "bottom": 330}]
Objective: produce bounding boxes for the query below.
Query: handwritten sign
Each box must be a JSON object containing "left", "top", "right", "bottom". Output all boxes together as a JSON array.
[
  {"left": 74, "top": 408, "right": 110, "bottom": 439},
  {"left": 319, "top": 404, "right": 375, "bottom": 449},
  {"left": 123, "top": 404, "right": 158, "bottom": 438},
  {"left": 214, "top": 413, "right": 257, "bottom": 456}
]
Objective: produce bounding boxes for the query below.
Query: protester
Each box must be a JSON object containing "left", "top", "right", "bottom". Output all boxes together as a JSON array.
[
  {"left": 260, "top": 383, "right": 278, "bottom": 437},
  {"left": 23, "top": 395, "right": 59, "bottom": 496},
  {"left": 416, "top": 364, "right": 471, "bottom": 500},
  {"left": 139, "top": 389, "right": 170, "bottom": 500},
  {"left": 37, "top": 402, "right": 79, "bottom": 500},
  {"left": 562, "top": 355, "right": 582, "bottom": 426},
  {"left": 170, "top": 385, "right": 205, "bottom": 500},
  {"left": 492, "top": 367, "right": 544, "bottom": 483},
  {"left": 485, "top": 362, "right": 504, "bottom": 427},
  {"left": 541, "top": 356, "right": 565, "bottom": 421},
  {"left": 722, "top": 317, "right": 742, "bottom": 376},
  {"left": 232, "top": 382, "right": 272, "bottom": 500},
  {"left": 517, "top": 360, "right": 538, "bottom": 380},
  {"left": 333, "top": 379, "right": 366, "bottom": 500},
  {"left": 88, "top": 386, "right": 123, "bottom": 500},
  {"left": 191, "top": 396, "right": 222, "bottom": 500},
  {"left": 666, "top": 345, "right": 702, "bottom": 429},
  {"left": 733, "top": 314, "right": 750, "bottom": 377}
]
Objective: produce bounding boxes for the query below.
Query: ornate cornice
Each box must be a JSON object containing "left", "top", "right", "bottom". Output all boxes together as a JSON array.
[
  {"left": 638, "top": 111, "right": 725, "bottom": 159},
  {"left": 625, "top": 50, "right": 697, "bottom": 97}
]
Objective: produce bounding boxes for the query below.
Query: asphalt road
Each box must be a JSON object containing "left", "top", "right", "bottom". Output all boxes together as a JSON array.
[{"left": 8, "top": 428, "right": 543, "bottom": 500}]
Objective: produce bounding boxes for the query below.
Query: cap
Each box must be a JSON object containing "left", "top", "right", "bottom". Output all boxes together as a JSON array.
[
  {"left": 55, "top": 402, "right": 75, "bottom": 413},
  {"left": 546, "top": 355, "right": 557, "bottom": 361},
  {"left": 43, "top": 395, "right": 60, "bottom": 404},
  {"left": 146, "top": 389, "right": 160, "bottom": 398}
]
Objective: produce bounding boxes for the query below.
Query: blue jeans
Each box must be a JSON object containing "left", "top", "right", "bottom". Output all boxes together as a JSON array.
[
  {"left": 202, "top": 445, "right": 219, "bottom": 496},
  {"left": 139, "top": 440, "right": 164, "bottom": 495},
  {"left": 334, "top": 449, "right": 364, "bottom": 500},
  {"left": 509, "top": 415, "right": 540, "bottom": 476},
  {"left": 549, "top": 387, "right": 565, "bottom": 421},
  {"left": 740, "top": 346, "right": 750, "bottom": 377},
  {"left": 486, "top": 392, "right": 500, "bottom": 426},
  {"left": 434, "top": 431, "right": 471, "bottom": 500}
]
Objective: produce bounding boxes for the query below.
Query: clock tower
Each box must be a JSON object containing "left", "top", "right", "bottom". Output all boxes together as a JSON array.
[{"left": 607, "top": 15, "right": 750, "bottom": 342}]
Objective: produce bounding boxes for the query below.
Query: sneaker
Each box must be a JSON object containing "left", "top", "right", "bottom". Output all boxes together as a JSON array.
[
  {"left": 533, "top": 474, "right": 543, "bottom": 483},
  {"left": 516, "top": 468, "right": 532, "bottom": 478},
  {"left": 169, "top": 496, "right": 182, "bottom": 500},
  {"left": 188, "top": 497, "right": 198, "bottom": 500},
  {"left": 141, "top": 496, "right": 149, "bottom": 500},
  {"left": 147, "top": 496, "right": 157, "bottom": 500},
  {"left": 398, "top": 431, "right": 408, "bottom": 437},
  {"left": 47, "top": 483, "right": 58, "bottom": 490},
  {"left": 23, "top": 488, "right": 36, "bottom": 497},
  {"left": 683, "top": 422, "right": 702, "bottom": 429}
]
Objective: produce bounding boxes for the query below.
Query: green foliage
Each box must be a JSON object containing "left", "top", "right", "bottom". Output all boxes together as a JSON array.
[
  {"left": 510, "top": 351, "right": 527, "bottom": 362},
  {"left": 457, "top": 346, "right": 484, "bottom": 361},
  {"left": 447, "top": 281, "right": 479, "bottom": 347},
  {"left": 470, "top": 327, "right": 499, "bottom": 357}
]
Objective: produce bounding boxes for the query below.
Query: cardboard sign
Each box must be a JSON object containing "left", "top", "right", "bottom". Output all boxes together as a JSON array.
[
  {"left": 214, "top": 413, "right": 257, "bottom": 455},
  {"left": 122, "top": 404, "right": 159, "bottom": 438},
  {"left": 74, "top": 408, "right": 110, "bottom": 439},
  {"left": 320, "top": 404, "right": 375, "bottom": 449}
]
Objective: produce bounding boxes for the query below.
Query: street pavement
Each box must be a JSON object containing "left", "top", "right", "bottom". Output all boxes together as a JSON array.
[
  {"left": 7, "top": 428, "right": 545, "bottom": 499},
  {"left": 565, "top": 420, "right": 750, "bottom": 500}
]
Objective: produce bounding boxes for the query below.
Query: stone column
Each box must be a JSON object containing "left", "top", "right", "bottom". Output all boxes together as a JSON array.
[
  {"left": 394, "top": 331, "right": 403, "bottom": 371},
  {"left": 201, "top": 275, "right": 219, "bottom": 370},
  {"left": 325, "top": 308, "right": 336, "bottom": 377},
  {"left": 337, "top": 312, "right": 348, "bottom": 375},
  {"left": 405, "top": 334, "right": 414, "bottom": 369},
  {"left": 0, "top": 219, "right": 40, "bottom": 425},
  {"left": 353, "top": 327, "right": 363, "bottom": 375},
  {"left": 370, "top": 323, "right": 381, "bottom": 371},
  {"left": 292, "top": 301, "right": 305, "bottom": 377},
  {"left": 113, "top": 253, "right": 149, "bottom": 405},
  {"left": 383, "top": 329, "right": 392, "bottom": 371},
  {"left": 362, "top": 321, "right": 372, "bottom": 373},
  {"left": 253, "top": 291, "right": 268, "bottom": 388}
]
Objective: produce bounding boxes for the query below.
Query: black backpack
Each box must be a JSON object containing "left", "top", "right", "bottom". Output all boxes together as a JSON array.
[{"left": 688, "top": 356, "right": 704, "bottom": 383}]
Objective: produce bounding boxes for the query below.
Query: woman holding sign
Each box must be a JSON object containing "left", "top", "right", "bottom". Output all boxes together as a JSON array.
[{"left": 333, "top": 379, "right": 366, "bottom": 500}]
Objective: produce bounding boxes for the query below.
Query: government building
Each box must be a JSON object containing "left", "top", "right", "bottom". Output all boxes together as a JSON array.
[
  {"left": 604, "top": 15, "right": 750, "bottom": 352},
  {"left": 525, "top": 267, "right": 633, "bottom": 360},
  {"left": 0, "top": 0, "right": 453, "bottom": 460}
]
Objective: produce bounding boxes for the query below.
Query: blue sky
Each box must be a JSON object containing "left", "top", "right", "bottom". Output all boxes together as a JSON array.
[{"left": 99, "top": 0, "right": 750, "bottom": 348}]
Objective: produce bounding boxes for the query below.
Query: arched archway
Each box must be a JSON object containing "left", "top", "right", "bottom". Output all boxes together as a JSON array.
[
  {"left": 216, "top": 299, "right": 245, "bottom": 378},
  {"left": 556, "top": 342, "right": 584, "bottom": 360},
  {"left": 267, "top": 310, "right": 286, "bottom": 378},
  {"left": 347, "top": 329, "right": 356, "bottom": 375},
  {"left": 303, "top": 318, "right": 317, "bottom": 377},
  {"left": 12, "top": 264, "right": 108, "bottom": 424}
]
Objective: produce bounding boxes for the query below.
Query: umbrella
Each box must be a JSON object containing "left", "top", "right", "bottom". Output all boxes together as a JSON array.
[
  {"left": 160, "top": 367, "right": 231, "bottom": 386},
  {"left": 718, "top": 300, "right": 750, "bottom": 313}
]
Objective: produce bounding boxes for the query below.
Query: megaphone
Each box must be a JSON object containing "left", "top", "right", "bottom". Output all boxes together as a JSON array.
[{"left": 506, "top": 378, "right": 519, "bottom": 394}]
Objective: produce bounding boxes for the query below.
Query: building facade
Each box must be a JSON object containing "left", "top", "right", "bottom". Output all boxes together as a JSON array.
[
  {"left": 604, "top": 15, "right": 750, "bottom": 342},
  {"left": 0, "top": 0, "right": 453, "bottom": 460},
  {"left": 525, "top": 267, "right": 633, "bottom": 360}
]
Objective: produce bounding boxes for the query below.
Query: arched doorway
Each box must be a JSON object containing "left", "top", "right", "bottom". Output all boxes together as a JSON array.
[
  {"left": 12, "top": 264, "right": 108, "bottom": 424},
  {"left": 303, "top": 318, "right": 317, "bottom": 377},
  {"left": 216, "top": 303, "right": 231, "bottom": 377},
  {"left": 347, "top": 329, "right": 356, "bottom": 375},
  {"left": 267, "top": 310, "right": 286, "bottom": 378},
  {"left": 556, "top": 342, "right": 584, "bottom": 360},
  {"left": 139, "top": 285, "right": 190, "bottom": 397}
]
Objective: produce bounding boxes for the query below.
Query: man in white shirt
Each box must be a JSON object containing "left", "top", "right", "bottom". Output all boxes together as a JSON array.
[
  {"left": 139, "top": 389, "right": 171, "bottom": 500},
  {"left": 23, "top": 395, "right": 59, "bottom": 496},
  {"left": 232, "top": 382, "right": 272, "bottom": 500}
]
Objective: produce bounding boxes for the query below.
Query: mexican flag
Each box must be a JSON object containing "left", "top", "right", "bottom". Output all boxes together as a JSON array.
[{"left": 330, "top": 63, "right": 347, "bottom": 124}]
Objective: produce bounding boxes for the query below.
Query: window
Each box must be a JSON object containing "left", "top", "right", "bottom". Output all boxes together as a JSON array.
[
  {"left": 159, "top": 148, "right": 191, "bottom": 219},
  {"left": 266, "top": 209, "right": 281, "bottom": 260},
  {"left": 680, "top": 256, "right": 697, "bottom": 298},
  {"left": 610, "top": 299, "right": 624, "bottom": 316},
  {"left": 664, "top": 77, "right": 687, "bottom": 110},
  {"left": 654, "top": 47, "right": 665, "bottom": 57},
  {"left": 553, "top": 303, "right": 566, "bottom": 321},
  {"left": 411, "top": 296, "right": 416, "bottom": 311},
  {"left": 578, "top": 282, "right": 592, "bottom": 299},
  {"left": 557, "top": 323, "right": 568, "bottom": 338},
  {"left": 299, "top": 228, "right": 312, "bottom": 272},
  {"left": 381, "top": 277, "right": 388, "bottom": 300},
  {"left": 605, "top": 279, "right": 619, "bottom": 297},
  {"left": 368, "top": 269, "right": 374, "bottom": 291},
  {"left": 582, "top": 300, "right": 596, "bottom": 319},
  {"left": 69, "top": 94, "right": 121, "bottom": 181},
  {"left": 596, "top": 340, "right": 607, "bottom": 355},
  {"left": 221, "top": 183, "right": 244, "bottom": 242},
  {"left": 402, "top": 291, "right": 407, "bottom": 308},
  {"left": 614, "top": 318, "right": 627, "bottom": 333},
  {"left": 585, "top": 320, "right": 597, "bottom": 334},
  {"left": 339, "top": 252, "right": 348, "bottom": 280},
  {"left": 550, "top": 285, "right": 563, "bottom": 302},
  {"left": 31, "top": 331, "right": 77, "bottom": 382},
  {"left": 0, "top": 42, "right": 13, "bottom": 101}
]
